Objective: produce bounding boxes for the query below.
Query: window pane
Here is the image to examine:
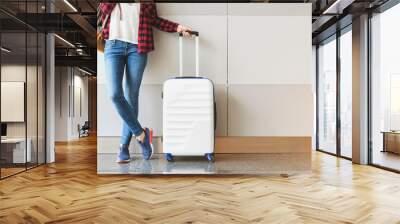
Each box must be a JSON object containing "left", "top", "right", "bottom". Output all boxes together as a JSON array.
[
  {"left": 371, "top": 3, "right": 400, "bottom": 171},
  {"left": 340, "top": 29, "right": 352, "bottom": 158},
  {"left": 318, "top": 37, "right": 337, "bottom": 154}
]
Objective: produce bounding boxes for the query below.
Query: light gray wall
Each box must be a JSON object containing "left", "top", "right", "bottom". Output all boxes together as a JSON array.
[
  {"left": 226, "top": 3, "right": 312, "bottom": 136},
  {"left": 55, "top": 67, "right": 68, "bottom": 141},
  {"left": 97, "top": 3, "right": 313, "bottom": 153},
  {"left": 1, "top": 65, "right": 40, "bottom": 139},
  {"left": 1, "top": 63, "right": 46, "bottom": 163},
  {"left": 54, "top": 67, "right": 89, "bottom": 141}
]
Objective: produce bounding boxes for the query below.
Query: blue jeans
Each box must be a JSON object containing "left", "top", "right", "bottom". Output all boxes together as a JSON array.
[{"left": 104, "top": 40, "right": 148, "bottom": 145}]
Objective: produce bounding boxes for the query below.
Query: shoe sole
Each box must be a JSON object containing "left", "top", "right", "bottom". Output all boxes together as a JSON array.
[{"left": 116, "top": 159, "right": 131, "bottom": 163}]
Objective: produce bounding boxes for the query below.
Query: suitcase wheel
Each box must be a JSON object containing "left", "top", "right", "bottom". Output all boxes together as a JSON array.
[
  {"left": 165, "top": 153, "right": 174, "bottom": 162},
  {"left": 205, "top": 153, "right": 214, "bottom": 162}
]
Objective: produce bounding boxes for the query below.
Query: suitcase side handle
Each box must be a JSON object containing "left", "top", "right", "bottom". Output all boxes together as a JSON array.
[
  {"left": 214, "top": 102, "right": 217, "bottom": 131},
  {"left": 179, "top": 31, "right": 199, "bottom": 77}
]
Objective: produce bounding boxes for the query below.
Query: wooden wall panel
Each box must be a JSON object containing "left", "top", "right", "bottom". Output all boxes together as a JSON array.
[{"left": 215, "top": 137, "right": 312, "bottom": 153}]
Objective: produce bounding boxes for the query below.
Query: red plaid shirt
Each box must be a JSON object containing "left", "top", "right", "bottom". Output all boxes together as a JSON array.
[{"left": 99, "top": 3, "right": 179, "bottom": 53}]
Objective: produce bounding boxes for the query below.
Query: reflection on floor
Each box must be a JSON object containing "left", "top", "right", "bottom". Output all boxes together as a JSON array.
[
  {"left": 97, "top": 153, "right": 311, "bottom": 175},
  {"left": 340, "top": 147, "right": 352, "bottom": 158},
  {"left": 0, "top": 163, "right": 42, "bottom": 178},
  {"left": 0, "top": 167, "right": 25, "bottom": 177},
  {"left": 373, "top": 151, "right": 400, "bottom": 171}
]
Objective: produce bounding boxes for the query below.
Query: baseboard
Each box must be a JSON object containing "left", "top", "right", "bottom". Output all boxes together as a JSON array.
[{"left": 215, "top": 136, "right": 311, "bottom": 153}]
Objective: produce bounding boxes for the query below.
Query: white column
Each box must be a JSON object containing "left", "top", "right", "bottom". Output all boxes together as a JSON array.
[{"left": 46, "top": 32, "right": 55, "bottom": 163}]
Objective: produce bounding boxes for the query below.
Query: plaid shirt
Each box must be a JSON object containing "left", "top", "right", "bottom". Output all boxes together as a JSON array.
[{"left": 99, "top": 3, "right": 179, "bottom": 53}]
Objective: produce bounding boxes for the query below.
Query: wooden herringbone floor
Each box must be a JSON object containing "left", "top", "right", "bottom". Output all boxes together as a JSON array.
[{"left": 1, "top": 135, "right": 400, "bottom": 224}]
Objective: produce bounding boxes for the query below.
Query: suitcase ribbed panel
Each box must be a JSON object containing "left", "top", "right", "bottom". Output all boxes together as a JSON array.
[{"left": 163, "top": 78, "right": 214, "bottom": 155}]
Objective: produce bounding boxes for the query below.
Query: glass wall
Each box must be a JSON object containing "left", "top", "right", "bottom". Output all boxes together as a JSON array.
[
  {"left": 340, "top": 28, "right": 352, "bottom": 158},
  {"left": 317, "top": 26, "right": 353, "bottom": 159},
  {"left": 317, "top": 36, "right": 337, "bottom": 154},
  {"left": 371, "top": 3, "right": 400, "bottom": 171},
  {"left": 0, "top": 0, "right": 46, "bottom": 179},
  {"left": 1, "top": 32, "right": 28, "bottom": 177}
]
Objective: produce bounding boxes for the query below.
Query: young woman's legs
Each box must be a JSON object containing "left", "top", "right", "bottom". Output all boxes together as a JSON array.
[
  {"left": 120, "top": 43, "right": 147, "bottom": 145},
  {"left": 104, "top": 40, "right": 144, "bottom": 139}
]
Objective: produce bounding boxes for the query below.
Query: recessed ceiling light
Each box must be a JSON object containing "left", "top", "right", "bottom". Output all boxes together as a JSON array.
[
  {"left": 63, "top": 0, "right": 78, "bottom": 12},
  {"left": 54, "top": 34, "right": 75, "bottom": 48},
  {"left": 1, "top": 47, "right": 11, "bottom": 53},
  {"left": 78, "top": 67, "right": 93, "bottom": 76},
  {"left": 323, "top": 0, "right": 354, "bottom": 14}
]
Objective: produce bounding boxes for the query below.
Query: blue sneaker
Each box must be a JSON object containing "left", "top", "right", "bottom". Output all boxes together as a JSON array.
[
  {"left": 116, "top": 144, "right": 131, "bottom": 163},
  {"left": 138, "top": 128, "right": 153, "bottom": 160}
]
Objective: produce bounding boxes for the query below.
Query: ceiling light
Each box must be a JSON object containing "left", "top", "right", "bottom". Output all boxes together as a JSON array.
[
  {"left": 63, "top": 0, "right": 78, "bottom": 12},
  {"left": 322, "top": 0, "right": 355, "bottom": 14},
  {"left": 54, "top": 34, "right": 75, "bottom": 48},
  {"left": 1, "top": 47, "right": 11, "bottom": 53},
  {"left": 78, "top": 67, "right": 93, "bottom": 76},
  {"left": 323, "top": 0, "right": 343, "bottom": 14}
]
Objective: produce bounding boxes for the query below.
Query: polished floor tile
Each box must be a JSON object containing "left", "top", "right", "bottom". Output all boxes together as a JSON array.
[{"left": 97, "top": 153, "right": 311, "bottom": 175}]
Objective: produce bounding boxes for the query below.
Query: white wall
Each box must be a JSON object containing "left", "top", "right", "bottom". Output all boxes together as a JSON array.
[
  {"left": 72, "top": 73, "right": 89, "bottom": 138},
  {"left": 55, "top": 67, "right": 89, "bottom": 141},
  {"left": 1, "top": 63, "right": 46, "bottom": 163},
  {"left": 97, "top": 3, "right": 312, "bottom": 153},
  {"left": 55, "top": 67, "right": 68, "bottom": 141},
  {"left": 1, "top": 65, "right": 37, "bottom": 138},
  {"left": 227, "top": 3, "right": 312, "bottom": 136}
]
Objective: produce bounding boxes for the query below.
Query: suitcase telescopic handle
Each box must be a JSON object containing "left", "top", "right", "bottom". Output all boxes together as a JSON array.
[
  {"left": 179, "top": 31, "right": 199, "bottom": 37},
  {"left": 179, "top": 31, "right": 200, "bottom": 77}
]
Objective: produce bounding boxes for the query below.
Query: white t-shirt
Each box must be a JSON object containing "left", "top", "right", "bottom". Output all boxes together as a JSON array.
[{"left": 109, "top": 3, "right": 140, "bottom": 44}]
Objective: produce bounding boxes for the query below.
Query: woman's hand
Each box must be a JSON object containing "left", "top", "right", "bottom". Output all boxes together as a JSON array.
[{"left": 177, "top": 25, "right": 192, "bottom": 37}]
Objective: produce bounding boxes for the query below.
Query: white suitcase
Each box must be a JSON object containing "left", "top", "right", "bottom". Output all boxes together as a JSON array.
[{"left": 162, "top": 31, "right": 216, "bottom": 162}]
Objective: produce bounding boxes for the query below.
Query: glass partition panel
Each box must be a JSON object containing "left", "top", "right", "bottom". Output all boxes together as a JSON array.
[
  {"left": 0, "top": 0, "right": 46, "bottom": 179},
  {"left": 27, "top": 31, "right": 38, "bottom": 169},
  {"left": 1, "top": 30, "right": 27, "bottom": 177},
  {"left": 371, "top": 3, "right": 400, "bottom": 171},
  {"left": 339, "top": 29, "right": 352, "bottom": 158},
  {"left": 317, "top": 37, "right": 337, "bottom": 154}
]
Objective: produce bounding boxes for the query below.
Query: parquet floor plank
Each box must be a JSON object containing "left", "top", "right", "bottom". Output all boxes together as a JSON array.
[{"left": 0, "top": 135, "right": 400, "bottom": 223}]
